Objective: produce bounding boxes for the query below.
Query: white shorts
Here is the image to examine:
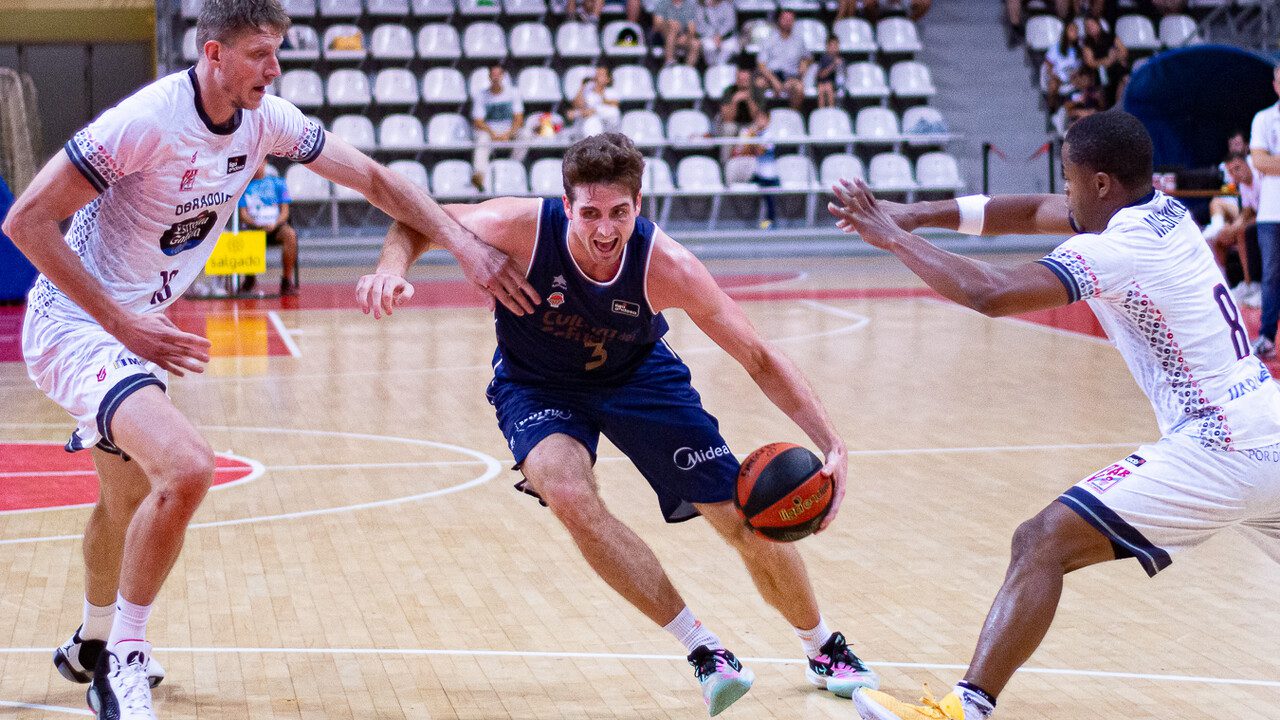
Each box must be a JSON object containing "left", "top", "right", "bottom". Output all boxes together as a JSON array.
[
  {"left": 22, "top": 305, "right": 168, "bottom": 455},
  {"left": 1059, "top": 432, "right": 1280, "bottom": 576}
]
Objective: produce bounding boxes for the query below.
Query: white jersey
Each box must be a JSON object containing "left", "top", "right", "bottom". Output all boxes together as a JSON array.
[
  {"left": 1249, "top": 103, "right": 1280, "bottom": 222},
  {"left": 1039, "top": 190, "right": 1280, "bottom": 450},
  {"left": 29, "top": 68, "right": 324, "bottom": 322}
]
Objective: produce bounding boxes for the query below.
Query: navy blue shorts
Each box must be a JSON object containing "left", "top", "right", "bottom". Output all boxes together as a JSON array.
[{"left": 486, "top": 343, "right": 739, "bottom": 523}]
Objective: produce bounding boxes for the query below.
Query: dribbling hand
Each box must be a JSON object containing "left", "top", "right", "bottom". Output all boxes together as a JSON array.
[
  {"left": 356, "top": 272, "right": 415, "bottom": 319},
  {"left": 816, "top": 444, "right": 847, "bottom": 532}
]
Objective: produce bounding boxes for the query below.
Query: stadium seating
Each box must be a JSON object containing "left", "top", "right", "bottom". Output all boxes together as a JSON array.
[
  {"left": 326, "top": 69, "right": 372, "bottom": 106},
  {"left": 868, "top": 151, "right": 917, "bottom": 192},
  {"left": 530, "top": 158, "right": 564, "bottom": 195},
  {"left": 422, "top": 67, "right": 469, "bottom": 104},
  {"left": 332, "top": 115, "right": 377, "bottom": 150},
  {"left": 379, "top": 114, "right": 426, "bottom": 150},
  {"left": 388, "top": 160, "right": 431, "bottom": 189},
  {"left": 915, "top": 151, "right": 963, "bottom": 192},
  {"left": 369, "top": 24, "right": 415, "bottom": 60},
  {"left": 819, "top": 153, "right": 865, "bottom": 186},
  {"left": 417, "top": 24, "right": 462, "bottom": 59},
  {"left": 509, "top": 23, "right": 554, "bottom": 59},
  {"left": 374, "top": 69, "right": 420, "bottom": 105},
  {"left": 876, "top": 17, "right": 922, "bottom": 54},
  {"left": 676, "top": 156, "right": 725, "bottom": 191},
  {"left": 463, "top": 22, "right": 509, "bottom": 59},
  {"left": 285, "top": 165, "right": 331, "bottom": 201},
  {"left": 279, "top": 69, "right": 325, "bottom": 108},
  {"left": 432, "top": 159, "right": 479, "bottom": 196}
]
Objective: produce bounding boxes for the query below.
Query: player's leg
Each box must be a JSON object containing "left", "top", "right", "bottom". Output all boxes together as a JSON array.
[
  {"left": 88, "top": 385, "right": 214, "bottom": 719},
  {"left": 696, "top": 500, "right": 878, "bottom": 697}
]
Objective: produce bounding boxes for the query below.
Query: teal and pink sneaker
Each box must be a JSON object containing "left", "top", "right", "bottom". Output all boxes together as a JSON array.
[
  {"left": 806, "top": 632, "right": 879, "bottom": 698},
  {"left": 686, "top": 645, "right": 754, "bottom": 716}
]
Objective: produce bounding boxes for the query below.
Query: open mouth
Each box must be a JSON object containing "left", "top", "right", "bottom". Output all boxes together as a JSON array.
[{"left": 592, "top": 236, "right": 618, "bottom": 255}]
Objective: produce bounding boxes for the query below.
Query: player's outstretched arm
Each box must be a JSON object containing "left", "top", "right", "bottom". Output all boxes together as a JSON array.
[
  {"left": 309, "top": 132, "right": 540, "bottom": 315},
  {"left": 3, "top": 153, "right": 211, "bottom": 375},
  {"left": 837, "top": 191, "right": 1075, "bottom": 237},
  {"left": 648, "top": 235, "right": 848, "bottom": 531},
  {"left": 357, "top": 197, "right": 540, "bottom": 318},
  {"left": 830, "top": 179, "right": 1070, "bottom": 317}
]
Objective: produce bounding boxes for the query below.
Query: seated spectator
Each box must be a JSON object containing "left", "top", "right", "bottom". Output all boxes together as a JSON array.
[
  {"left": 1064, "top": 68, "right": 1105, "bottom": 126},
  {"left": 1042, "top": 21, "right": 1082, "bottom": 115},
  {"left": 653, "top": 0, "right": 700, "bottom": 66},
  {"left": 565, "top": 0, "right": 602, "bottom": 22},
  {"left": 470, "top": 64, "right": 530, "bottom": 193},
  {"left": 698, "top": 0, "right": 739, "bottom": 67},
  {"left": 724, "top": 126, "right": 780, "bottom": 229},
  {"left": 569, "top": 65, "right": 621, "bottom": 137},
  {"left": 1007, "top": 0, "right": 1070, "bottom": 43},
  {"left": 815, "top": 36, "right": 845, "bottom": 109},
  {"left": 717, "top": 67, "right": 769, "bottom": 161},
  {"left": 758, "top": 10, "right": 809, "bottom": 111},
  {"left": 1081, "top": 15, "right": 1129, "bottom": 106},
  {"left": 838, "top": 0, "right": 931, "bottom": 21},
  {"left": 1207, "top": 153, "right": 1262, "bottom": 306},
  {"left": 237, "top": 161, "right": 298, "bottom": 296}
]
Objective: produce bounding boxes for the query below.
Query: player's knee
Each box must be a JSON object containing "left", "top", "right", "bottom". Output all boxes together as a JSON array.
[
  {"left": 1010, "top": 511, "right": 1059, "bottom": 566},
  {"left": 155, "top": 442, "right": 215, "bottom": 511}
]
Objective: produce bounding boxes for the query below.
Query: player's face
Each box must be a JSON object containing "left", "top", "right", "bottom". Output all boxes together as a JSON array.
[
  {"left": 215, "top": 28, "right": 284, "bottom": 111},
  {"left": 1061, "top": 144, "right": 1108, "bottom": 233},
  {"left": 564, "top": 183, "right": 641, "bottom": 271}
]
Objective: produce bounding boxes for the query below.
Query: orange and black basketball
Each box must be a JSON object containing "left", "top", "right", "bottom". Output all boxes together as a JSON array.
[{"left": 734, "top": 442, "right": 832, "bottom": 542}]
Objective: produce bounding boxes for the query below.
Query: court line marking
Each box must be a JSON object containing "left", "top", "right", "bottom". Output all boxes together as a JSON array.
[
  {"left": 266, "top": 310, "right": 302, "bottom": 358},
  {"left": 0, "top": 448, "right": 266, "bottom": 517},
  {"left": 0, "top": 425, "right": 502, "bottom": 545},
  {"left": 0, "top": 699, "right": 92, "bottom": 716},
  {"left": 0, "top": 646, "right": 1274, "bottom": 689}
]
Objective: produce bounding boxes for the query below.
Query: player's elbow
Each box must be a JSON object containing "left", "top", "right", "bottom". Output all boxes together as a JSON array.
[
  {"left": 968, "top": 285, "right": 1014, "bottom": 318},
  {"left": 2, "top": 199, "right": 37, "bottom": 248}
]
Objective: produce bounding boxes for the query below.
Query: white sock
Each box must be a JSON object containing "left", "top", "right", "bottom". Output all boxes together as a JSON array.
[
  {"left": 107, "top": 593, "right": 151, "bottom": 649},
  {"left": 795, "top": 616, "right": 832, "bottom": 658},
  {"left": 82, "top": 599, "right": 115, "bottom": 641},
  {"left": 663, "top": 607, "right": 723, "bottom": 653}
]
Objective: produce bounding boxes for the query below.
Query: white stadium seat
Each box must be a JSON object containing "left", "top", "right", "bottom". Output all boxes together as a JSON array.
[
  {"left": 517, "top": 67, "right": 562, "bottom": 104},
  {"left": 367, "top": 0, "right": 409, "bottom": 15},
  {"left": 796, "top": 18, "right": 828, "bottom": 53},
  {"left": 278, "top": 69, "right": 324, "bottom": 108},
  {"left": 374, "top": 69, "right": 419, "bottom": 105},
  {"left": 370, "top": 24, "right": 415, "bottom": 60},
  {"left": 426, "top": 113, "right": 473, "bottom": 145},
  {"left": 181, "top": 0, "right": 202, "bottom": 19},
  {"left": 621, "top": 109, "right": 665, "bottom": 144},
  {"left": 602, "top": 21, "right": 648, "bottom": 58},
  {"left": 509, "top": 23, "right": 554, "bottom": 59},
  {"left": 657, "top": 65, "right": 705, "bottom": 102},
  {"left": 321, "top": 25, "right": 367, "bottom": 60},
  {"left": 819, "top": 153, "right": 865, "bottom": 187},
  {"left": 468, "top": 67, "right": 513, "bottom": 98},
  {"left": 413, "top": 0, "right": 455, "bottom": 15},
  {"left": 808, "top": 107, "right": 854, "bottom": 140},
  {"left": 417, "top": 24, "right": 462, "bottom": 59},
  {"left": 666, "top": 109, "right": 711, "bottom": 142},
  {"left": 704, "top": 64, "right": 738, "bottom": 100},
  {"left": 561, "top": 65, "right": 597, "bottom": 101},
  {"left": 326, "top": 69, "right": 371, "bottom": 106},
  {"left": 279, "top": 25, "right": 321, "bottom": 61},
  {"left": 876, "top": 17, "right": 922, "bottom": 54},
  {"left": 379, "top": 114, "right": 425, "bottom": 150},
  {"left": 833, "top": 18, "right": 877, "bottom": 54},
  {"left": 431, "top": 159, "right": 478, "bottom": 196},
  {"left": 643, "top": 157, "right": 675, "bottom": 193},
  {"left": 182, "top": 28, "right": 199, "bottom": 62},
  {"left": 1025, "top": 15, "right": 1062, "bottom": 53},
  {"left": 504, "top": 0, "right": 547, "bottom": 16},
  {"left": 388, "top": 160, "right": 431, "bottom": 190},
  {"left": 422, "top": 67, "right": 468, "bottom": 105},
  {"left": 318, "top": 0, "right": 362, "bottom": 16},
  {"left": 1117, "top": 14, "right": 1160, "bottom": 52},
  {"left": 459, "top": 0, "right": 501, "bottom": 14},
  {"left": 767, "top": 108, "right": 806, "bottom": 141},
  {"left": 557, "top": 22, "right": 602, "bottom": 59},
  {"left": 869, "top": 152, "right": 917, "bottom": 192},
  {"left": 845, "top": 62, "right": 890, "bottom": 99},
  {"left": 776, "top": 154, "right": 817, "bottom": 190},
  {"left": 915, "top": 152, "right": 963, "bottom": 192},
  {"left": 488, "top": 159, "right": 529, "bottom": 195},
  {"left": 612, "top": 65, "right": 656, "bottom": 102},
  {"left": 856, "top": 106, "right": 901, "bottom": 141},
  {"left": 530, "top": 158, "right": 564, "bottom": 196},
  {"left": 902, "top": 105, "right": 947, "bottom": 136},
  {"left": 285, "top": 165, "right": 331, "bottom": 201},
  {"left": 282, "top": 0, "right": 317, "bottom": 17},
  {"left": 332, "top": 115, "right": 377, "bottom": 151},
  {"left": 890, "top": 61, "right": 936, "bottom": 99},
  {"left": 1159, "top": 15, "right": 1201, "bottom": 47},
  {"left": 463, "top": 22, "right": 508, "bottom": 59},
  {"left": 676, "top": 156, "right": 725, "bottom": 191}
]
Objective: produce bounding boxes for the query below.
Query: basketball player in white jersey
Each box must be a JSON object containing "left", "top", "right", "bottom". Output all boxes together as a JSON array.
[
  {"left": 827, "top": 111, "right": 1280, "bottom": 719},
  {"left": 2, "top": 1, "right": 538, "bottom": 717}
]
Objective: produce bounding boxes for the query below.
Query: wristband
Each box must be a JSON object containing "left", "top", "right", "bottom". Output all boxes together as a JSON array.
[{"left": 955, "top": 194, "right": 990, "bottom": 235}]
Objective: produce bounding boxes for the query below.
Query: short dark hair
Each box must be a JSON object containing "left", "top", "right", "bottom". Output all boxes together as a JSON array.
[
  {"left": 1064, "top": 110, "right": 1153, "bottom": 190},
  {"left": 562, "top": 132, "right": 645, "bottom": 203},
  {"left": 196, "top": 0, "right": 290, "bottom": 50}
]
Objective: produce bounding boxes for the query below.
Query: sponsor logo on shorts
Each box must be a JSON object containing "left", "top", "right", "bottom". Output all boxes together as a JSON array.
[
  {"left": 179, "top": 168, "right": 198, "bottom": 192},
  {"left": 673, "top": 444, "right": 732, "bottom": 471},
  {"left": 1124, "top": 453, "right": 1146, "bottom": 467},
  {"left": 159, "top": 210, "right": 219, "bottom": 256},
  {"left": 1084, "top": 463, "right": 1130, "bottom": 493},
  {"left": 548, "top": 292, "right": 565, "bottom": 308},
  {"left": 514, "top": 408, "right": 572, "bottom": 432},
  {"left": 113, "top": 358, "right": 145, "bottom": 370},
  {"left": 226, "top": 155, "right": 247, "bottom": 174},
  {"left": 1244, "top": 447, "right": 1280, "bottom": 463},
  {"left": 611, "top": 299, "right": 640, "bottom": 318}
]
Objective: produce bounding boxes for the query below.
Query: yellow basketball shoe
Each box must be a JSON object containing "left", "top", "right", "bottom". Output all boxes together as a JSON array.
[{"left": 854, "top": 686, "right": 983, "bottom": 720}]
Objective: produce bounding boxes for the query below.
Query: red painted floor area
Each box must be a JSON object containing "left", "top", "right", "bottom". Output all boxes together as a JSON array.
[{"left": 0, "top": 443, "right": 253, "bottom": 512}]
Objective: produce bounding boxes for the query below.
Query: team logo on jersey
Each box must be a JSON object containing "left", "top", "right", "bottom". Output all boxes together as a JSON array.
[
  {"left": 1084, "top": 463, "right": 1130, "bottom": 493},
  {"left": 179, "top": 168, "right": 198, "bottom": 192},
  {"left": 159, "top": 210, "right": 219, "bottom": 256},
  {"left": 1124, "top": 454, "right": 1146, "bottom": 467},
  {"left": 552, "top": 274, "right": 568, "bottom": 289},
  {"left": 611, "top": 299, "right": 640, "bottom": 318},
  {"left": 226, "top": 155, "right": 247, "bottom": 174},
  {"left": 548, "top": 291, "right": 565, "bottom": 308}
]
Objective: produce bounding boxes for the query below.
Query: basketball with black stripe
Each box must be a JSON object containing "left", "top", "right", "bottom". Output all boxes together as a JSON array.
[{"left": 734, "top": 443, "right": 832, "bottom": 542}]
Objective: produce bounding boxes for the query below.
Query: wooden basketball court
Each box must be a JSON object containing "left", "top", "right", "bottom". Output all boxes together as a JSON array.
[{"left": 2, "top": 254, "right": 1278, "bottom": 719}]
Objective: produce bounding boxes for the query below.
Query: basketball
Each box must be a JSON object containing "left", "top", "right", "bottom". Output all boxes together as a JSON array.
[{"left": 734, "top": 443, "right": 832, "bottom": 542}]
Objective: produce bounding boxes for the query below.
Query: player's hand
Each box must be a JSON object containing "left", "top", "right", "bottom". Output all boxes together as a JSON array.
[
  {"left": 114, "top": 312, "right": 211, "bottom": 377},
  {"left": 455, "top": 240, "right": 541, "bottom": 315},
  {"left": 828, "top": 178, "right": 908, "bottom": 251},
  {"left": 816, "top": 443, "right": 847, "bottom": 532},
  {"left": 356, "top": 271, "right": 415, "bottom": 319}
]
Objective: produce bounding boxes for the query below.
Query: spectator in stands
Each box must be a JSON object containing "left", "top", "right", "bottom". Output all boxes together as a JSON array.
[
  {"left": 698, "top": 0, "right": 739, "bottom": 67},
  {"left": 724, "top": 126, "right": 780, "bottom": 229},
  {"left": 471, "top": 64, "right": 529, "bottom": 193},
  {"left": 758, "top": 11, "right": 809, "bottom": 111},
  {"left": 717, "top": 67, "right": 769, "bottom": 162},
  {"left": 1042, "top": 21, "right": 1082, "bottom": 116},
  {"left": 569, "top": 65, "right": 621, "bottom": 138},
  {"left": 565, "top": 0, "right": 602, "bottom": 22},
  {"left": 1206, "top": 153, "right": 1262, "bottom": 307},
  {"left": 814, "top": 36, "right": 845, "bottom": 109},
  {"left": 1228, "top": 130, "right": 1249, "bottom": 157},
  {"left": 653, "top": 0, "right": 701, "bottom": 66},
  {"left": 836, "top": 0, "right": 931, "bottom": 21},
  {"left": 1063, "top": 67, "right": 1105, "bottom": 126},
  {"left": 238, "top": 161, "right": 299, "bottom": 296},
  {"left": 1007, "top": 0, "right": 1070, "bottom": 45},
  {"left": 1249, "top": 65, "right": 1280, "bottom": 358},
  {"left": 1081, "top": 15, "right": 1129, "bottom": 107}
]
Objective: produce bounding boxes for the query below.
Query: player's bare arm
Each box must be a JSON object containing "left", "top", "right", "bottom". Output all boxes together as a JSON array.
[
  {"left": 647, "top": 233, "right": 848, "bottom": 530},
  {"left": 830, "top": 179, "right": 1070, "bottom": 318},
  {"left": 357, "top": 197, "right": 540, "bottom": 318},
  {"left": 3, "top": 153, "right": 211, "bottom": 376},
  {"left": 837, "top": 192, "right": 1076, "bottom": 237},
  {"left": 311, "top": 135, "right": 540, "bottom": 315}
]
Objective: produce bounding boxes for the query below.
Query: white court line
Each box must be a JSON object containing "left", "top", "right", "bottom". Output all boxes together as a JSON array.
[
  {"left": 266, "top": 310, "right": 302, "bottom": 358},
  {"left": 0, "top": 699, "right": 92, "bottom": 716},
  {"left": 0, "top": 646, "right": 1274, "bottom": 689}
]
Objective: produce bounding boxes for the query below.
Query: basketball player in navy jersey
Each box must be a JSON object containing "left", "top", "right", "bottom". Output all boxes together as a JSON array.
[{"left": 358, "top": 133, "right": 878, "bottom": 716}]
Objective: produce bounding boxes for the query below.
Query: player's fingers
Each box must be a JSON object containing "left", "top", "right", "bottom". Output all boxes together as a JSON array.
[
  {"left": 380, "top": 278, "right": 398, "bottom": 317},
  {"left": 355, "top": 276, "right": 374, "bottom": 313},
  {"left": 394, "top": 281, "right": 415, "bottom": 306},
  {"left": 507, "top": 267, "right": 541, "bottom": 307}
]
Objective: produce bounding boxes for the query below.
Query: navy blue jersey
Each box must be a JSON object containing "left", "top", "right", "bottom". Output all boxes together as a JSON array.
[{"left": 493, "top": 199, "right": 669, "bottom": 386}]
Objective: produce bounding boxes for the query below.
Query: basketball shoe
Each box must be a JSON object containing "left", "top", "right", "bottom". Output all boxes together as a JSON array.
[
  {"left": 854, "top": 686, "right": 992, "bottom": 720},
  {"left": 56, "top": 627, "right": 165, "bottom": 688},
  {"left": 687, "top": 645, "right": 754, "bottom": 717},
  {"left": 805, "top": 631, "right": 879, "bottom": 697},
  {"left": 88, "top": 641, "right": 157, "bottom": 720}
]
